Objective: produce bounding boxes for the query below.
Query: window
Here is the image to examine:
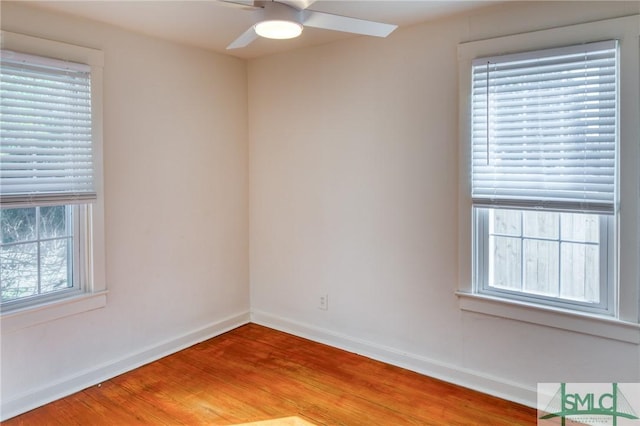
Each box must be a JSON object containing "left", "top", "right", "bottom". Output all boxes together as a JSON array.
[
  {"left": 457, "top": 15, "right": 640, "bottom": 342},
  {"left": 2, "top": 206, "right": 77, "bottom": 303},
  {"left": 0, "top": 31, "right": 105, "bottom": 326},
  {"left": 471, "top": 41, "right": 617, "bottom": 315}
]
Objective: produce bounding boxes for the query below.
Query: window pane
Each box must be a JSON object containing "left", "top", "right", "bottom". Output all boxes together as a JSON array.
[
  {"left": 40, "top": 238, "right": 72, "bottom": 294},
  {"left": 40, "top": 206, "right": 71, "bottom": 239},
  {"left": 1, "top": 205, "right": 78, "bottom": 305},
  {"left": 490, "top": 209, "right": 521, "bottom": 236},
  {"left": 489, "top": 236, "right": 521, "bottom": 290},
  {"left": 523, "top": 211, "right": 559, "bottom": 239},
  {"left": 1, "top": 242, "right": 38, "bottom": 301},
  {"left": 523, "top": 239, "right": 559, "bottom": 296},
  {"left": 480, "top": 207, "right": 607, "bottom": 310},
  {"left": 1, "top": 208, "right": 36, "bottom": 243},
  {"left": 560, "top": 242, "right": 599, "bottom": 302},
  {"left": 561, "top": 213, "right": 599, "bottom": 243}
]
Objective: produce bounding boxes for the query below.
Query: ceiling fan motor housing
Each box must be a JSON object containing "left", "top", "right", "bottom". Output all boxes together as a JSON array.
[{"left": 261, "top": 2, "right": 302, "bottom": 23}]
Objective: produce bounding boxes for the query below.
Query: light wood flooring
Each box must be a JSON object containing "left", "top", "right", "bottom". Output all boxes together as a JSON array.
[{"left": 3, "top": 324, "right": 536, "bottom": 425}]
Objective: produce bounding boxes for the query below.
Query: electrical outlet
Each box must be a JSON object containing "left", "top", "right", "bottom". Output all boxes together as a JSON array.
[{"left": 319, "top": 294, "right": 328, "bottom": 311}]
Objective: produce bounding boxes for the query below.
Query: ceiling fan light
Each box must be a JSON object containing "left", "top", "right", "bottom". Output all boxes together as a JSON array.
[{"left": 254, "top": 20, "right": 303, "bottom": 39}]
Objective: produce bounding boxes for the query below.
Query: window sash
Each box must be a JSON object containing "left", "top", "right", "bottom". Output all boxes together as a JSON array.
[
  {"left": 0, "top": 204, "right": 85, "bottom": 311},
  {"left": 0, "top": 50, "right": 96, "bottom": 208},
  {"left": 473, "top": 207, "right": 614, "bottom": 315},
  {"left": 470, "top": 40, "right": 618, "bottom": 214}
]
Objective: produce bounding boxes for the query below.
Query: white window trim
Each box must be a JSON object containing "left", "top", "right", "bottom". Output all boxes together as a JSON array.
[
  {"left": 0, "top": 31, "right": 106, "bottom": 332},
  {"left": 457, "top": 15, "right": 640, "bottom": 343},
  {"left": 456, "top": 292, "right": 640, "bottom": 344}
]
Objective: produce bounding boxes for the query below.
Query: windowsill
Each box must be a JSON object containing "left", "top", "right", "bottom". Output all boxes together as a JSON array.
[
  {"left": 456, "top": 291, "right": 640, "bottom": 344},
  {"left": 1, "top": 291, "right": 107, "bottom": 333}
]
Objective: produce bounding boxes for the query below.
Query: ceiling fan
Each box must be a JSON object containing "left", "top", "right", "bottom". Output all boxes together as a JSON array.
[{"left": 221, "top": 0, "right": 398, "bottom": 49}]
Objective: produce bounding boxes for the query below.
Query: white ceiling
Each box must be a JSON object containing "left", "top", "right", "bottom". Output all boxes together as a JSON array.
[{"left": 25, "top": 0, "right": 496, "bottom": 59}]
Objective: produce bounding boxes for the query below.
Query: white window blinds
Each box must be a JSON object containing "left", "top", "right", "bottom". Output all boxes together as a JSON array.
[
  {"left": 471, "top": 40, "right": 618, "bottom": 214},
  {"left": 0, "top": 50, "right": 95, "bottom": 207}
]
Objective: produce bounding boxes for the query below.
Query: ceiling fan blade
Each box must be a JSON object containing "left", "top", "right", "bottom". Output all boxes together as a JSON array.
[
  {"left": 227, "top": 27, "right": 259, "bottom": 49},
  {"left": 302, "top": 10, "right": 397, "bottom": 38}
]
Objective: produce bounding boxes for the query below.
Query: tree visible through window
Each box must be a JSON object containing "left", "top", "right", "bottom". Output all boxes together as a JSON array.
[{"left": 1, "top": 206, "right": 75, "bottom": 302}]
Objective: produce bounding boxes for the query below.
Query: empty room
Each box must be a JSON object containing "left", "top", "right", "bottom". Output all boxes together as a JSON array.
[{"left": 1, "top": 1, "right": 639, "bottom": 424}]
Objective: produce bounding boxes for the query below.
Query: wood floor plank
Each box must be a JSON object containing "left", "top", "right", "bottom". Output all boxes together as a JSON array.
[
  {"left": 156, "top": 352, "right": 301, "bottom": 422},
  {"left": 178, "top": 336, "right": 428, "bottom": 425},
  {"left": 214, "top": 330, "right": 525, "bottom": 425},
  {"left": 3, "top": 324, "right": 537, "bottom": 425}
]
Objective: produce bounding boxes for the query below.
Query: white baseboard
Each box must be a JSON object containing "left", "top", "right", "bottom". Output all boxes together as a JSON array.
[
  {"left": 1, "top": 311, "right": 251, "bottom": 421},
  {"left": 3, "top": 310, "right": 536, "bottom": 421},
  {"left": 251, "top": 310, "right": 537, "bottom": 409}
]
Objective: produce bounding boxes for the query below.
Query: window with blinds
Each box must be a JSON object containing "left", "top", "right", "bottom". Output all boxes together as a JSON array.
[
  {"left": 0, "top": 49, "right": 95, "bottom": 208},
  {"left": 471, "top": 40, "right": 617, "bottom": 215},
  {"left": 1, "top": 49, "right": 95, "bottom": 307},
  {"left": 470, "top": 40, "right": 618, "bottom": 315}
]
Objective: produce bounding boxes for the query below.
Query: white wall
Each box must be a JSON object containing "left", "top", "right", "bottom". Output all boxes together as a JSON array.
[
  {"left": 1, "top": 3, "right": 249, "bottom": 418},
  {"left": 249, "top": 1, "right": 640, "bottom": 406}
]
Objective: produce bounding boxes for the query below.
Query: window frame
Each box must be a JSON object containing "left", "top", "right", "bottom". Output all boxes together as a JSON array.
[
  {"left": 0, "top": 31, "right": 106, "bottom": 332},
  {"left": 456, "top": 15, "right": 640, "bottom": 343}
]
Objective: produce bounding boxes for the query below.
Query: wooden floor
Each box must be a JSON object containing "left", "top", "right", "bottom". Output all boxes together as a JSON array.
[{"left": 4, "top": 324, "right": 536, "bottom": 425}]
